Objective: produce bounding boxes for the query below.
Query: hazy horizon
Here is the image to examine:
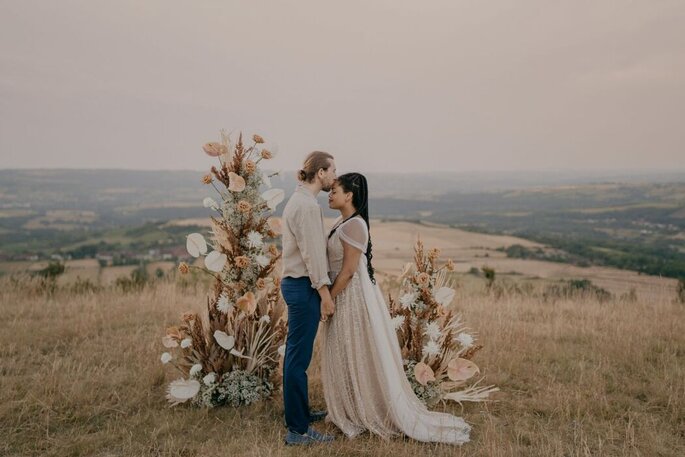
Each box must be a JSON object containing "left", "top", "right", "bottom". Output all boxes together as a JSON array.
[
  {"left": 2, "top": 1, "right": 684, "bottom": 174},
  {"left": 2, "top": 166, "right": 685, "bottom": 175}
]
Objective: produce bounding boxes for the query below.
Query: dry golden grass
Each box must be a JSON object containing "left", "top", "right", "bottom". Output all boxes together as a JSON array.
[{"left": 1, "top": 274, "right": 683, "bottom": 457}]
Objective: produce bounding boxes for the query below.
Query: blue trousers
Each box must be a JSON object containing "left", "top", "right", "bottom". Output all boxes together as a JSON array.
[{"left": 281, "top": 276, "right": 321, "bottom": 434}]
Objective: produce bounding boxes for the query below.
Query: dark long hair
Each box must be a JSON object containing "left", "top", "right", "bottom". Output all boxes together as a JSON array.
[{"left": 328, "top": 173, "right": 375, "bottom": 284}]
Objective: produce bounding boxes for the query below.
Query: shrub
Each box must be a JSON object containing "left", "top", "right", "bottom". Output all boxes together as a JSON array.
[
  {"left": 482, "top": 267, "right": 496, "bottom": 289},
  {"left": 116, "top": 264, "right": 150, "bottom": 292},
  {"left": 468, "top": 267, "right": 480, "bottom": 276},
  {"left": 36, "top": 261, "right": 65, "bottom": 279},
  {"left": 68, "top": 277, "right": 102, "bottom": 295},
  {"left": 543, "top": 279, "right": 612, "bottom": 303},
  {"left": 677, "top": 279, "right": 685, "bottom": 304}
]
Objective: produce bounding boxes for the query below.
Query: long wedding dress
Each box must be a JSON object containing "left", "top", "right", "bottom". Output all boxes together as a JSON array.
[{"left": 320, "top": 217, "right": 470, "bottom": 444}]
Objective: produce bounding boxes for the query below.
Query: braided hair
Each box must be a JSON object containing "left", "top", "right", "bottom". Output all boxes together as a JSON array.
[{"left": 328, "top": 173, "right": 376, "bottom": 284}]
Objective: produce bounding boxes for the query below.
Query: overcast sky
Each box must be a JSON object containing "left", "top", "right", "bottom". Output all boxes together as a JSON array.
[{"left": 1, "top": 1, "right": 683, "bottom": 173}]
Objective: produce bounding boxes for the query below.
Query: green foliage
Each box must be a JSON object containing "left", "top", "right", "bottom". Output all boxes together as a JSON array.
[
  {"left": 568, "top": 279, "right": 593, "bottom": 290},
  {"left": 677, "top": 279, "right": 685, "bottom": 304},
  {"left": 489, "top": 279, "right": 536, "bottom": 299},
  {"left": 403, "top": 360, "right": 441, "bottom": 406},
  {"left": 67, "top": 242, "right": 107, "bottom": 259},
  {"left": 482, "top": 267, "right": 496, "bottom": 289},
  {"left": 503, "top": 244, "right": 572, "bottom": 263},
  {"left": 529, "top": 236, "right": 685, "bottom": 279},
  {"left": 619, "top": 288, "right": 638, "bottom": 302},
  {"left": 192, "top": 370, "right": 274, "bottom": 408},
  {"left": 543, "top": 279, "right": 612, "bottom": 303},
  {"left": 67, "top": 277, "right": 102, "bottom": 295},
  {"left": 36, "top": 261, "right": 65, "bottom": 279},
  {"left": 115, "top": 264, "right": 150, "bottom": 292}
]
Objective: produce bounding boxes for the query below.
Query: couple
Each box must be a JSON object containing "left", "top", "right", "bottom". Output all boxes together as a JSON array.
[{"left": 280, "top": 151, "right": 470, "bottom": 446}]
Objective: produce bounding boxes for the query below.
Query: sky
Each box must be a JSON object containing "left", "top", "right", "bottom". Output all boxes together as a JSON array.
[{"left": 1, "top": 0, "right": 684, "bottom": 174}]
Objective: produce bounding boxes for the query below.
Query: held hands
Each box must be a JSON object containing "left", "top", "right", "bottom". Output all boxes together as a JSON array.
[
  {"left": 320, "top": 297, "right": 335, "bottom": 322},
  {"left": 317, "top": 285, "right": 335, "bottom": 322}
]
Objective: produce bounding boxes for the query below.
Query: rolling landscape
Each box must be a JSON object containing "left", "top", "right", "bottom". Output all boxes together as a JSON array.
[
  {"left": 4, "top": 1, "right": 685, "bottom": 455},
  {"left": 1, "top": 169, "right": 684, "bottom": 284},
  {"left": 1, "top": 168, "right": 684, "bottom": 455}
]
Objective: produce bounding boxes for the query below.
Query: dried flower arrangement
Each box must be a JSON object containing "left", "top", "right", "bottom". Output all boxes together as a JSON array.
[
  {"left": 161, "top": 131, "right": 287, "bottom": 407},
  {"left": 388, "top": 240, "right": 498, "bottom": 406}
]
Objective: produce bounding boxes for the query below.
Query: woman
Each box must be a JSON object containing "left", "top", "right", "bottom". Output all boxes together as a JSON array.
[{"left": 320, "top": 172, "right": 470, "bottom": 444}]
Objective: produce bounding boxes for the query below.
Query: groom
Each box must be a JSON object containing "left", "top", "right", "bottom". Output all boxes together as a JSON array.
[{"left": 280, "top": 151, "right": 337, "bottom": 445}]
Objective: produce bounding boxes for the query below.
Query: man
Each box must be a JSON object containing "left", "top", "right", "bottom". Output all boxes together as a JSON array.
[{"left": 280, "top": 151, "right": 337, "bottom": 445}]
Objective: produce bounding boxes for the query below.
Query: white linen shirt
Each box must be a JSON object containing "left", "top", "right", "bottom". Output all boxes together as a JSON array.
[{"left": 281, "top": 185, "right": 332, "bottom": 290}]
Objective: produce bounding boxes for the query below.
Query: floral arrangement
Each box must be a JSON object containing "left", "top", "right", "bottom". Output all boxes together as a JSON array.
[
  {"left": 160, "top": 131, "right": 288, "bottom": 408},
  {"left": 388, "top": 240, "right": 498, "bottom": 405}
]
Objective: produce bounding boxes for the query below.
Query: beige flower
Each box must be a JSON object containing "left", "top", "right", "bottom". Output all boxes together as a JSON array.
[
  {"left": 415, "top": 272, "right": 431, "bottom": 288},
  {"left": 166, "top": 379, "right": 200, "bottom": 405},
  {"left": 446, "top": 259, "right": 455, "bottom": 272},
  {"left": 228, "top": 172, "right": 246, "bottom": 192},
  {"left": 252, "top": 134, "right": 265, "bottom": 144},
  {"left": 260, "top": 149, "right": 273, "bottom": 159},
  {"left": 256, "top": 278, "right": 266, "bottom": 290},
  {"left": 244, "top": 160, "right": 256, "bottom": 174},
  {"left": 213, "top": 330, "right": 235, "bottom": 350},
  {"left": 237, "top": 200, "right": 252, "bottom": 213},
  {"left": 234, "top": 256, "right": 250, "bottom": 269},
  {"left": 166, "top": 326, "right": 182, "bottom": 340},
  {"left": 268, "top": 244, "right": 279, "bottom": 257},
  {"left": 202, "top": 174, "right": 213, "bottom": 184},
  {"left": 267, "top": 217, "right": 282, "bottom": 235},
  {"left": 447, "top": 358, "right": 480, "bottom": 382},
  {"left": 162, "top": 336, "right": 178, "bottom": 348},
  {"left": 414, "top": 362, "right": 436, "bottom": 386},
  {"left": 428, "top": 248, "right": 440, "bottom": 260},
  {"left": 178, "top": 262, "right": 189, "bottom": 274},
  {"left": 236, "top": 291, "right": 257, "bottom": 314},
  {"left": 181, "top": 312, "right": 196, "bottom": 323},
  {"left": 203, "top": 142, "right": 228, "bottom": 157}
]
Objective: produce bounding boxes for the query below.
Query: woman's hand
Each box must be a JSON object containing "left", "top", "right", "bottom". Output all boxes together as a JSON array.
[{"left": 320, "top": 297, "right": 335, "bottom": 322}]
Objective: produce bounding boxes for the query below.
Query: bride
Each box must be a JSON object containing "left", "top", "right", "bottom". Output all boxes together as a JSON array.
[{"left": 321, "top": 172, "right": 471, "bottom": 444}]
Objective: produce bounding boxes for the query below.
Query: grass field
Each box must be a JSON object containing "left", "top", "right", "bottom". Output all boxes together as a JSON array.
[{"left": 1, "top": 271, "right": 683, "bottom": 456}]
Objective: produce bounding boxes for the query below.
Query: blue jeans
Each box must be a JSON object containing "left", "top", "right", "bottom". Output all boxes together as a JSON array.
[{"left": 281, "top": 276, "right": 321, "bottom": 434}]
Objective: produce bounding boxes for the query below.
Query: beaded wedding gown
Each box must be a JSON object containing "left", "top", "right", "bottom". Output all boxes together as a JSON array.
[{"left": 320, "top": 217, "right": 470, "bottom": 444}]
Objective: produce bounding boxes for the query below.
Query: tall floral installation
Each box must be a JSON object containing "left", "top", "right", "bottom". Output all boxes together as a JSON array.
[
  {"left": 161, "top": 131, "right": 288, "bottom": 408},
  {"left": 388, "top": 240, "right": 499, "bottom": 406}
]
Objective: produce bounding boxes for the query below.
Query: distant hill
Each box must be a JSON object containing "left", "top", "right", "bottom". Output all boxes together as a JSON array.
[{"left": 1, "top": 169, "right": 683, "bottom": 278}]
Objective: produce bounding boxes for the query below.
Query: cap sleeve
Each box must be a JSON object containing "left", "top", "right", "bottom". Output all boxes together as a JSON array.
[{"left": 339, "top": 217, "right": 368, "bottom": 253}]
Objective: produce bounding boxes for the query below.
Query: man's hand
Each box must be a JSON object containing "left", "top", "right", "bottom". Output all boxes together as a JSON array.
[
  {"left": 320, "top": 297, "right": 335, "bottom": 321},
  {"left": 317, "top": 285, "right": 334, "bottom": 322}
]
